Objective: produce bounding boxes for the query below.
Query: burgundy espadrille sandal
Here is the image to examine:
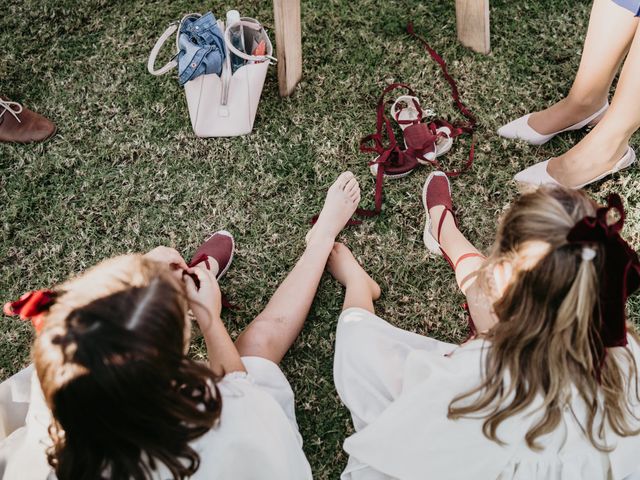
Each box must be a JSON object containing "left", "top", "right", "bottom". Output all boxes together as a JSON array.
[
  {"left": 422, "top": 172, "right": 484, "bottom": 270},
  {"left": 188, "top": 230, "right": 235, "bottom": 280}
]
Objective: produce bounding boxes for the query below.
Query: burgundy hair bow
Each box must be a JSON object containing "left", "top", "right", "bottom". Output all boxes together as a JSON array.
[
  {"left": 3, "top": 290, "right": 57, "bottom": 333},
  {"left": 567, "top": 194, "right": 640, "bottom": 350}
]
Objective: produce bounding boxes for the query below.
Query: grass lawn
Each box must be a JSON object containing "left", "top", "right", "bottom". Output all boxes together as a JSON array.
[{"left": 1, "top": 0, "right": 639, "bottom": 478}]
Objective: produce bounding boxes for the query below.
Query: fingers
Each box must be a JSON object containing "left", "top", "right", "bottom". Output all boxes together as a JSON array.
[
  {"left": 191, "top": 267, "right": 221, "bottom": 296},
  {"left": 183, "top": 272, "right": 198, "bottom": 294},
  {"left": 160, "top": 247, "right": 187, "bottom": 269},
  {"left": 211, "top": 276, "right": 222, "bottom": 298},
  {"left": 171, "top": 266, "right": 186, "bottom": 281},
  {"left": 145, "top": 246, "right": 189, "bottom": 270},
  {"left": 189, "top": 266, "right": 215, "bottom": 285},
  {"left": 167, "top": 249, "right": 189, "bottom": 270}
]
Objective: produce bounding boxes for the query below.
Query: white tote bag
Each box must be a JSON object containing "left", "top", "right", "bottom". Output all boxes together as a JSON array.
[{"left": 148, "top": 15, "right": 276, "bottom": 137}]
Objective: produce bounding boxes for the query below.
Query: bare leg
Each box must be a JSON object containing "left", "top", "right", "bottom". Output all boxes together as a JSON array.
[
  {"left": 427, "top": 208, "right": 498, "bottom": 332},
  {"left": 527, "top": 0, "right": 638, "bottom": 135},
  {"left": 326, "top": 243, "right": 381, "bottom": 313},
  {"left": 235, "top": 172, "right": 361, "bottom": 364},
  {"left": 548, "top": 21, "right": 640, "bottom": 186},
  {"left": 428, "top": 206, "right": 484, "bottom": 294}
]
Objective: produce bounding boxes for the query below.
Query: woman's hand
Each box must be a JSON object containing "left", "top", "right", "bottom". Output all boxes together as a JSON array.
[
  {"left": 183, "top": 266, "right": 245, "bottom": 375},
  {"left": 144, "top": 246, "right": 189, "bottom": 278},
  {"left": 183, "top": 266, "right": 222, "bottom": 330}
]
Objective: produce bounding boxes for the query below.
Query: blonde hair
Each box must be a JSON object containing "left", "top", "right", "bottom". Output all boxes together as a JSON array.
[{"left": 448, "top": 186, "right": 640, "bottom": 450}]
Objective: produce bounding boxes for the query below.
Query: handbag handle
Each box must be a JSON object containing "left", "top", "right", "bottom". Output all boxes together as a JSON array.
[
  {"left": 219, "top": 17, "right": 275, "bottom": 110},
  {"left": 147, "top": 22, "right": 179, "bottom": 76},
  {"left": 224, "top": 18, "right": 277, "bottom": 64},
  {"left": 148, "top": 13, "right": 203, "bottom": 76}
]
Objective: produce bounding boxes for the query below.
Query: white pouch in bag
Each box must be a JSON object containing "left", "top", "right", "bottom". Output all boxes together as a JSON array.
[{"left": 148, "top": 15, "right": 276, "bottom": 137}]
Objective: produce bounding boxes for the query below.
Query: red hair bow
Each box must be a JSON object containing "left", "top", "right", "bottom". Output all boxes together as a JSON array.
[
  {"left": 567, "top": 194, "right": 640, "bottom": 350},
  {"left": 3, "top": 290, "right": 57, "bottom": 333}
]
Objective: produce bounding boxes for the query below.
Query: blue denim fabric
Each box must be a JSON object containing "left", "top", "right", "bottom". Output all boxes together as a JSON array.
[
  {"left": 612, "top": 0, "right": 640, "bottom": 16},
  {"left": 178, "top": 12, "right": 226, "bottom": 85}
]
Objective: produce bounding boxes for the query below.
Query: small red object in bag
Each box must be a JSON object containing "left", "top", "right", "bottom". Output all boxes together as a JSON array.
[{"left": 253, "top": 40, "right": 266, "bottom": 57}]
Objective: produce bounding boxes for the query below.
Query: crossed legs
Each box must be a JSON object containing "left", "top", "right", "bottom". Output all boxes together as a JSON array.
[{"left": 235, "top": 172, "right": 361, "bottom": 364}]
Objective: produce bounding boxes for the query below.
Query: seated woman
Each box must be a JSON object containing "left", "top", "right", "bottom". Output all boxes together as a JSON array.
[
  {"left": 0, "top": 171, "right": 361, "bottom": 480},
  {"left": 329, "top": 172, "right": 640, "bottom": 479}
]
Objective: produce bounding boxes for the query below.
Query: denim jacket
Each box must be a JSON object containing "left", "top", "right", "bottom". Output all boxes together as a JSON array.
[{"left": 178, "top": 12, "right": 226, "bottom": 85}]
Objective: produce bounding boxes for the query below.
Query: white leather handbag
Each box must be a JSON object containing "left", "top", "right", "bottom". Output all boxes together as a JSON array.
[{"left": 148, "top": 15, "right": 276, "bottom": 137}]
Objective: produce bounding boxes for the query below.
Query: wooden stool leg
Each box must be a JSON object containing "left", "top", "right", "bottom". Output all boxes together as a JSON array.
[
  {"left": 455, "top": 0, "right": 490, "bottom": 54},
  {"left": 273, "top": 0, "right": 302, "bottom": 96}
]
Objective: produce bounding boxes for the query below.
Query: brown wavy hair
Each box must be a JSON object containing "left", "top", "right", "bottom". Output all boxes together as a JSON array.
[
  {"left": 33, "top": 255, "right": 222, "bottom": 480},
  {"left": 448, "top": 186, "right": 640, "bottom": 450}
]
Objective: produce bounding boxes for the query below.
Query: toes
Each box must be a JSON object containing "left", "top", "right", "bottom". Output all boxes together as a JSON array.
[
  {"left": 344, "top": 177, "right": 359, "bottom": 193},
  {"left": 337, "top": 171, "right": 355, "bottom": 188}
]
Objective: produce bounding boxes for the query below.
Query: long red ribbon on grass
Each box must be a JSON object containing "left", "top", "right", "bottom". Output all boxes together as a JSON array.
[{"left": 312, "top": 23, "right": 477, "bottom": 225}]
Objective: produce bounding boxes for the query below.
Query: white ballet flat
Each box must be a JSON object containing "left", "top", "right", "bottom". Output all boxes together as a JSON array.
[
  {"left": 514, "top": 146, "right": 636, "bottom": 189},
  {"left": 498, "top": 102, "right": 609, "bottom": 145}
]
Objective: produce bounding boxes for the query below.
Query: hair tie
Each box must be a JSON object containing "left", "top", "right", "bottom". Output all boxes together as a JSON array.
[
  {"left": 581, "top": 247, "right": 597, "bottom": 262},
  {"left": 567, "top": 193, "right": 640, "bottom": 375},
  {"left": 3, "top": 290, "right": 57, "bottom": 333}
]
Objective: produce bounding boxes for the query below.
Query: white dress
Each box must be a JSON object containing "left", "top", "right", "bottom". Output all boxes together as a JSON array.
[
  {"left": 0, "top": 356, "right": 313, "bottom": 480},
  {"left": 334, "top": 307, "right": 640, "bottom": 480}
]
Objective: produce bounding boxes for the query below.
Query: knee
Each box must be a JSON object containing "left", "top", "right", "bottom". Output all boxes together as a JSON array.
[{"left": 235, "top": 316, "right": 284, "bottom": 357}]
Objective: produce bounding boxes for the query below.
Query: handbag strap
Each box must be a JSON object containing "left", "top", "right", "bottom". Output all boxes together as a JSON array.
[
  {"left": 224, "top": 18, "right": 277, "bottom": 64},
  {"left": 148, "top": 13, "right": 203, "bottom": 76},
  {"left": 147, "top": 22, "right": 179, "bottom": 76}
]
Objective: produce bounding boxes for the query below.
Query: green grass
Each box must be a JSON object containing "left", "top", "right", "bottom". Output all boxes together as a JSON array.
[{"left": 1, "top": 0, "right": 639, "bottom": 478}]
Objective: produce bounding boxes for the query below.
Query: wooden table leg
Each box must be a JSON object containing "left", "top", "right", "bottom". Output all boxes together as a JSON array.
[
  {"left": 273, "top": 0, "right": 302, "bottom": 96},
  {"left": 455, "top": 0, "right": 490, "bottom": 54}
]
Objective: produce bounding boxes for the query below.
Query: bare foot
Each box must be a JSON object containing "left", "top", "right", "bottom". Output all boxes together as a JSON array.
[
  {"left": 327, "top": 243, "right": 381, "bottom": 300},
  {"left": 527, "top": 97, "right": 607, "bottom": 136},
  {"left": 306, "top": 172, "right": 361, "bottom": 244}
]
